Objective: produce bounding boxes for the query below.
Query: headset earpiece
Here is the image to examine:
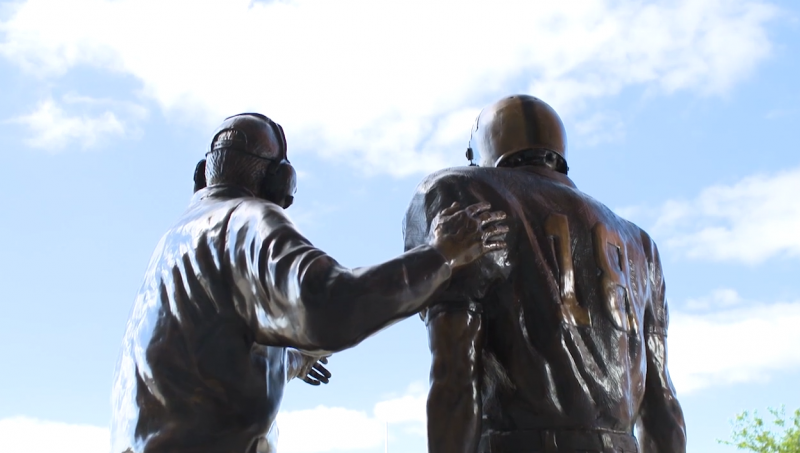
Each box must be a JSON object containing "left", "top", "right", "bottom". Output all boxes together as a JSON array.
[
  {"left": 193, "top": 159, "right": 207, "bottom": 193},
  {"left": 260, "top": 160, "right": 297, "bottom": 209},
  {"left": 466, "top": 146, "right": 479, "bottom": 167}
]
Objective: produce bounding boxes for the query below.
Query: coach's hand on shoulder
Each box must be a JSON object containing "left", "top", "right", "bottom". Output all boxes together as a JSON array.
[{"left": 428, "top": 202, "right": 508, "bottom": 270}]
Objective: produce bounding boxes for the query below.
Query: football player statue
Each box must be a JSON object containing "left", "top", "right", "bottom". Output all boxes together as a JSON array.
[
  {"left": 403, "top": 96, "right": 686, "bottom": 453},
  {"left": 111, "top": 113, "right": 508, "bottom": 453}
]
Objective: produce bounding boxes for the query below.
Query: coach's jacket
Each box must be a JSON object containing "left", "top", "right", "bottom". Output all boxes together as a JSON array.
[{"left": 112, "top": 184, "right": 452, "bottom": 453}]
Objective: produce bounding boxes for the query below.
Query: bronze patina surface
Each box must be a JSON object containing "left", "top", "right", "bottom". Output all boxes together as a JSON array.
[
  {"left": 404, "top": 95, "right": 686, "bottom": 453},
  {"left": 111, "top": 113, "right": 508, "bottom": 453}
]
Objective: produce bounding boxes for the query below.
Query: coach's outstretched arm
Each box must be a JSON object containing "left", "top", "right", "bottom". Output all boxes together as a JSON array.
[
  {"left": 636, "top": 238, "right": 687, "bottom": 453},
  {"left": 232, "top": 201, "right": 506, "bottom": 353}
]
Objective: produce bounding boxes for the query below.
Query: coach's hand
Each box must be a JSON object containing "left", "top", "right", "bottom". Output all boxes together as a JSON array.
[
  {"left": 429, "top": 202, "right": 508, "bottom": 270},
  {"left": 287, "top": 350, "right": 332, "bottom": 385},
  {"left": 301, "top": 356, "right": 331, "bottom": 386}
]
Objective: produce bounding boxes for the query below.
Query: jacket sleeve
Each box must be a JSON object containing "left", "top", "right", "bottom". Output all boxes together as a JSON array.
[
  {"left": 227, "top": 200, "right": 452, "bottom": 353},
  {"left": 636, "top": 234, "right": 687, "bottom": 453}
]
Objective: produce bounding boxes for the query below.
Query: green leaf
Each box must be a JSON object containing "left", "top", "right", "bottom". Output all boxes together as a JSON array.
[{"left": 718, "top": 406, "right": 800, "bottom": 453}]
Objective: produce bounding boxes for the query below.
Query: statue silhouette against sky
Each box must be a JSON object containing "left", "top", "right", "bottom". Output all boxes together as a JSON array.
[
  {"left": 111, "top": 113, "right": 508, "bottom": 453},
  {"left": 404, "top": 95, "right": 686, "bottom": 453}
]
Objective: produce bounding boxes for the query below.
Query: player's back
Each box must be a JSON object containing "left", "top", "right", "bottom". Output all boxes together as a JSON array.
[{"left": 405, "top": 165, "right": 665, "bottom": 434}]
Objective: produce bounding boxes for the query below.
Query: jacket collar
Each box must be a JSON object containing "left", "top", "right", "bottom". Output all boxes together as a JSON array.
[
  {"left": 512, "top": 165, "right": 577, "bottom": 189},
  {"left": 190, "top": 184, "right": 258, "bottom": 206}
]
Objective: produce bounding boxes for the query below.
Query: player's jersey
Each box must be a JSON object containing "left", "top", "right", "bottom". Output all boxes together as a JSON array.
[{"left": 403, "top": 165, "right": 669, "bottom": 433}]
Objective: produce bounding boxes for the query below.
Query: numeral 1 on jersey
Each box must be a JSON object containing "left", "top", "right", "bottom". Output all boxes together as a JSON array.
[{"left": 544, "top": 213, "right": 591, "bottom": 327}]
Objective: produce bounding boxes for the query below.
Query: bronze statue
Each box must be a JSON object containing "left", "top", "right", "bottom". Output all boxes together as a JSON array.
[
  {"left": 111, "top": 113, "right": 508, "bottom": 453},
  {"left": 403, "top": 96, "right": 686, "bottom": 453}
]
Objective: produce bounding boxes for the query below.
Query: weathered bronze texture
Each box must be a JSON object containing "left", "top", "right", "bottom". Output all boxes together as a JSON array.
[
  {"left": 111, "top": 114, "right": 508, "bottom": 453},
  {"left": 404, "top": 96, "right": 686, "bottom": 453}
]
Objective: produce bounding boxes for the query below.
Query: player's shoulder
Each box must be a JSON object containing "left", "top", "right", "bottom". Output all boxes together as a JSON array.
[
  {"left": 635, "top": 225, "right": 661, "bottom": 261},
  {"left": 413, "top": 167, "right": 512, "bottom": 206},
  {"left": 405, "top": 167, "right": 490, "bottom": 229},
  {"left": 608, "top": 208, "right": 661, "bottom": 258},
  {"left": 415, "top": 166, "right": 487, "bottom": 191},
  {"left": 612, "top": 210, "right": 655, "bottom": 246}
]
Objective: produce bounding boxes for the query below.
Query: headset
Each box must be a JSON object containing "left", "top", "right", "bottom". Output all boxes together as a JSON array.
[
  {"left": 465, "top": 145, "right": 478, "bottom": 166},
  {"left": 193, "top": 114, "right": 296, "bottom": 209}
]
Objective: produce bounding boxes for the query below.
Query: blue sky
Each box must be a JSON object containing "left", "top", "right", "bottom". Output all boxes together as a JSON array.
[{"left": 1, "top": 0, "right": 799, "bottom": 452}]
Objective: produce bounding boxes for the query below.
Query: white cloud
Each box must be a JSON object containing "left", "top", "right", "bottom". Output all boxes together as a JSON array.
[
  {"left": 373, "top": 381, "right": 427, "bottom": 425},
  {"left": 275, "top": 381, "right": 427, "bottom": 452},
  {"left": 765, "top": 108, "right": 797, "bottom": 120},
  {"left": 0, "top": 416, "right": 109, "bottom": 453},
  {"left": 0, "top": 383, "right": 428, "bottom": 453},
  {"left": 573, "top": 111, "right": 625, "bottom": 146},
  {"left": 11, "top": 98, "right": 127, "bottom": 151},
  {"left": 60, "top": 92, "right": 149, "bottom": 120},
  {"left": 275, "top": 406, "right": 385, "bottom": 452},
  {"left": 0, "top": 0, "right": 777, "bottom": 175},
  {"left": 634, "top": 166, "right": 800, "bottom": 264},
  {"left": 683, "top": 287, "right": 745, "bottom": 311},
  {"left": 668, "top": 289, "right": 800, "bottom": 394}
]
